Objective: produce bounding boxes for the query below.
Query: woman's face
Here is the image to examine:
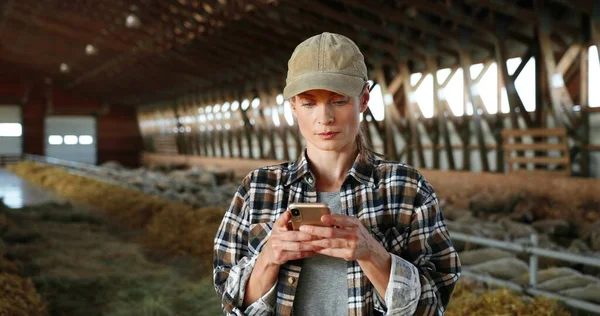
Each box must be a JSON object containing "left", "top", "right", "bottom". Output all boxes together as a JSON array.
[{"left": 291, "top": 88, "right": 369, "bottom": 153}]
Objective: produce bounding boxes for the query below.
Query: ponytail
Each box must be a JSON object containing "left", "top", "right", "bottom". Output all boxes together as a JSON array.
[{"left": 356, "top": 122, "right": 384, "bottom": 164}]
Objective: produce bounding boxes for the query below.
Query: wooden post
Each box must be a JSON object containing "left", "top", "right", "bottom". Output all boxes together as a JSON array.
[
  {"left": 426, "top": 56, "right": 441, "bottom": 169},
  {"left": 239, "top": 93, "right": 255, "bottom": 159},
  {"left": 581, "top": 14, "right": 593, "bottom": 177},
  {"left": 459, "top": 42, "right": 490, "bottom": 172},
  {"left": 375, "top": 65, "right": 399, "bottom": 160},
  {"left": 400, "top": 63, "right": 425, "bottom": 167}
]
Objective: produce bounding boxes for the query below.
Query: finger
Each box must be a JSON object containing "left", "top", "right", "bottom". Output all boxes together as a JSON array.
[
  {"left": 303, "top": 238, "right": 347, "bottom": 249},
  {"left": 315, "top": 248, "right": 354, "bottom": 261},
  {"left": 274, "top": 241, "right": 322, "bottom": 252},
  {"left": 278, "top": 230, "right": 318, "bottom": 242},
  {"left": 299, "top": 225, "right": 352, "bottom": 238},
  {"left": 285, "top": 251, "right": 316, "bottom": 261},
  {"left": 321, "top": 214, "right": 358, "bottom": 228},
  {"left": 274, "top": 210, "right": 292, "bottom": 228}
]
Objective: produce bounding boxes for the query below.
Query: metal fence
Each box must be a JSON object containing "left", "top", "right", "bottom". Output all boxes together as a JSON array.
[{"left": 452, "top": 232, "right": 600, "bottom": 314}]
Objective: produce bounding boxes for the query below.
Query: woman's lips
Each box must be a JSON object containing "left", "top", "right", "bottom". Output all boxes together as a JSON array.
[{"left": 317, "top": 132, "right": 339, "bottom": 140}]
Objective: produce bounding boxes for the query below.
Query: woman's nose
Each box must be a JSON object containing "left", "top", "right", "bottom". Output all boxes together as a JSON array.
[{"left": 317, "top": 104, "right": 334, "bottom": 125}]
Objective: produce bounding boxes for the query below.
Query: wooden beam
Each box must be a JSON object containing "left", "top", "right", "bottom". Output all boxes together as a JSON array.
[
  {"left": 556, "top": 44, "right": 582, "bottom": 76},
  {"left": 501, "top": 127, "right": 568, "bottom": 137},
  {"left": 496, "top": 38, "right": 534, "bottom": 127},
  {"left": 466, "top": 0, "right": 579, "bottom": 36},
  {"left": 399, "top": 63, "right": 426, "bottom": 167},
  {"left": 538, "top": 24, "right": 577, "bottom": 128},
  {"left": 286, "top": 1, "right": 434, "bottom": 59},
  {"left": 339, "top": 0, "right": 491, "bottom": 53},
  {"left": 459, "top": 47, "right": 490, "bottom": 172},
  {"left": 397, "top": 0, "right": 530, "bottom": 44},
  {"left": 427, "top": 56, "right": 441, "bottom": 169},
  {"left": 374, "top": 66, "right": 399, "bottom": 160}
]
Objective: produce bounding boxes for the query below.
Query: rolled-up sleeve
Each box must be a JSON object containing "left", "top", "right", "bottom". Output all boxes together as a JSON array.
[
  {"left": 213, "top": 176, "right": 276, "bottom": 316},
  {"left": 373, "top": 253, "right": 421, "bottom": 315},
  {"left": 374, "top": 173, "right": 461, "bottom": 316}
]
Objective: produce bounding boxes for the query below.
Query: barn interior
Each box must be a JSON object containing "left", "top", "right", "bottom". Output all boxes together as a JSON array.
[{"left": 1, "top": 0, "right": 600, "bottom": 315}]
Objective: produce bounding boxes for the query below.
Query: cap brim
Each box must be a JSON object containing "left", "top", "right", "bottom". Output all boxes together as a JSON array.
[{"left": 283, "top": 72, "right": 365, "bottom": 100}]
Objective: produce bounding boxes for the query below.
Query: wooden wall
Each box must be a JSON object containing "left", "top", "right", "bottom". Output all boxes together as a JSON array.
[{"left": 0, "top": 75, "right": 142, "bottom": 167}]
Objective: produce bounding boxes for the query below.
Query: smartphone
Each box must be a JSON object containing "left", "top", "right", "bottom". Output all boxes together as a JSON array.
[{"left": 289, "top": 202, "right": 331, "bottom": 231}]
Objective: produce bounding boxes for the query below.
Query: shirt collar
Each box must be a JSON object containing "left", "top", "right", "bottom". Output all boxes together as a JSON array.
[{"left": 285, "top": 148, "right": 377, "bottom": 188}]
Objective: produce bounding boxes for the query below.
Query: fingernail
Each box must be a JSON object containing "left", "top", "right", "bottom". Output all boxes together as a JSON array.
[{"left": 299, "top": 226, "right": 308, "bottom": 232}]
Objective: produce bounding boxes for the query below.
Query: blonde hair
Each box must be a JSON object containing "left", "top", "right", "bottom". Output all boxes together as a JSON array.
[{"left": 355, "top": 121, "right": 384, "bottom": 164}]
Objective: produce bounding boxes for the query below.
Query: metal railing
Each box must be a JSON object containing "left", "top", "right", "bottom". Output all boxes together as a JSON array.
[{"left": 452, "top": 232, "right": 600, "bottom": 314}]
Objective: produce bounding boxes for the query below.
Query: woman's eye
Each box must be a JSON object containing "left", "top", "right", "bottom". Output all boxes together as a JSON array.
[
  {"left": 333, "top": 100, "right": 348, "bottom": 105},
  {"left": 301, "top": 103, "right": 315, "bottom": 107}
]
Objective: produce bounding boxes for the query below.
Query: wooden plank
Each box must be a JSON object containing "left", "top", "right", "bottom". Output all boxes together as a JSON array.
[
  {"left": 585, "top": 107, "right": 600, "bottom": 113},
  {"left": 501, "top": 128, "right": 567, "bottom": 138},
  {"left": 556, "top": 44, "right": 581, "bottom": 76},
  {"left": 503, "top": 143, "right": 567, "bottom": 151},
  {"left": 587, "top": 145, "right": 600, "bottom": 151},
  {"left": 508, "top": 170, "right": 570, "bottom": 177},
  {"left": 508, "top": 156, "right": 569, "bottom": 165}
]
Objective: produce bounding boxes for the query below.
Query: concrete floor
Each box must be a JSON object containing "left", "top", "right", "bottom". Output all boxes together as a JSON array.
[{"left": 0, "top": 168, "right": 60, "bottom": 208}]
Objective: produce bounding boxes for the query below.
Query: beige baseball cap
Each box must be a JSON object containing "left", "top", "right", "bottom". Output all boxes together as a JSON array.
[{"left": 283, "top": 32, "right": 368, "bottom": 99}]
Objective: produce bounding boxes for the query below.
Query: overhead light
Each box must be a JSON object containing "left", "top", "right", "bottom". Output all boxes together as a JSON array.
[
  {"left": 85, "top": 44, "right": 97, "bottom": 55},
  {"left": 60, "top": 63, "right": 70, "bottom": 73},
  {"left": 276, "top": 94, "right": 284, "bottom": 105},
  {"left": 125, "top": 14, "right": 141, "bottom": 28},
  {"left": 251, "top": 97, "right": 260, "bottom": 108}
]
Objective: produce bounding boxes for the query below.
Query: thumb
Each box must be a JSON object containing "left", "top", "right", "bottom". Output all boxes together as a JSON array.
[{"left": 274, "top": 210, "right": 291, "bottom": 229}]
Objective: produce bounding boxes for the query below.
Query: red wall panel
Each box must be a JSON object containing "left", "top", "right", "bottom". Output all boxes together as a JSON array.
[{"left": 0, "top": 75, "right": 142, "bottom": 167}]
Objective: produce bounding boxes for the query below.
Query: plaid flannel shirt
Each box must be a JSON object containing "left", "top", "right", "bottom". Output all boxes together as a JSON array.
[{"left": 214, "top": 151, "right": 461, "bottom": 315}]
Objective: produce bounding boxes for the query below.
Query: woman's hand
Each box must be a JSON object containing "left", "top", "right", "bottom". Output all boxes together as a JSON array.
[
  {"left": 299, "top": 214, "right": 392, "bottom": 299},
  {"left": 262, "top": 210, "right": 320, "bottom": 266},
  {"left": 244, "top": 210, "right": 320, "bottom": 308},
  {"left": 299, "top": 214, "right": 384, "bottom": 261}
]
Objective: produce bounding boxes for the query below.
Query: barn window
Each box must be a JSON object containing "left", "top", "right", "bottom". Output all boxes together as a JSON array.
[
  {"left": 0, "top": 123, "right": 22, "bottom": 137},
  {"left": 64, "top": 135, "right": 78, "bottom": 145},
  {"left": 48, "top": 135, "right": 63, "bottom": 145},
  {"left": 79, "top": 135, "right": 94, "bottom": 145}
]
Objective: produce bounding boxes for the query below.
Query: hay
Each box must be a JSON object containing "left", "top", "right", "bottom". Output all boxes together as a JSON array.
[
  {"left": 0, "top": 273, "right": 47, "bottom": 316},
  {"left": 6, "top": 162, "right": 226, "bottom": 260},
  {"left": 446, "top": 282, "right": 571, "bottom": 316}
]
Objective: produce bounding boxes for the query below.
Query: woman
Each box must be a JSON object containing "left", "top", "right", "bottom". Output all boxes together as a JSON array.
[{"left": 214, "top": 32, "right": 460, "bottom": 316}]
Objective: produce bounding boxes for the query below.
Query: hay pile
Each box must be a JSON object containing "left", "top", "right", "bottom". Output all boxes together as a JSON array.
[
  {"left": 6, "top": 161, "right": 227, "bottom": 259},
  {"left": 446, "top": 282, "right": 570, "bottom": 315},
  {"left": 0, "top": 212, "right": 47, "bottom": 315}
]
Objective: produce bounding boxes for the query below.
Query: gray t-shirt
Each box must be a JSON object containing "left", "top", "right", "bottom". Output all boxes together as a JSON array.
[{"left": 293, "top": 191, "right": 348, "bottom": 316}]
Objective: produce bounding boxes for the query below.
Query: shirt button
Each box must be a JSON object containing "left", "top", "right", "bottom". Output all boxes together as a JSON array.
[
  {"left": 287, "top": 276, "right": 296, "bottom": 284},
  {"left": 307, "top": 177, "right": 314, "bottom": 185}
]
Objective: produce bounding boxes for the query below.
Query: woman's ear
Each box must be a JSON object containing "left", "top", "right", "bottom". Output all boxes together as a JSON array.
[
  {"left": 359, "top": 85, "right": 370, "bottom": 113},
  {"left": 290, "top": 96, "right": 298, "bottom": 118}
]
